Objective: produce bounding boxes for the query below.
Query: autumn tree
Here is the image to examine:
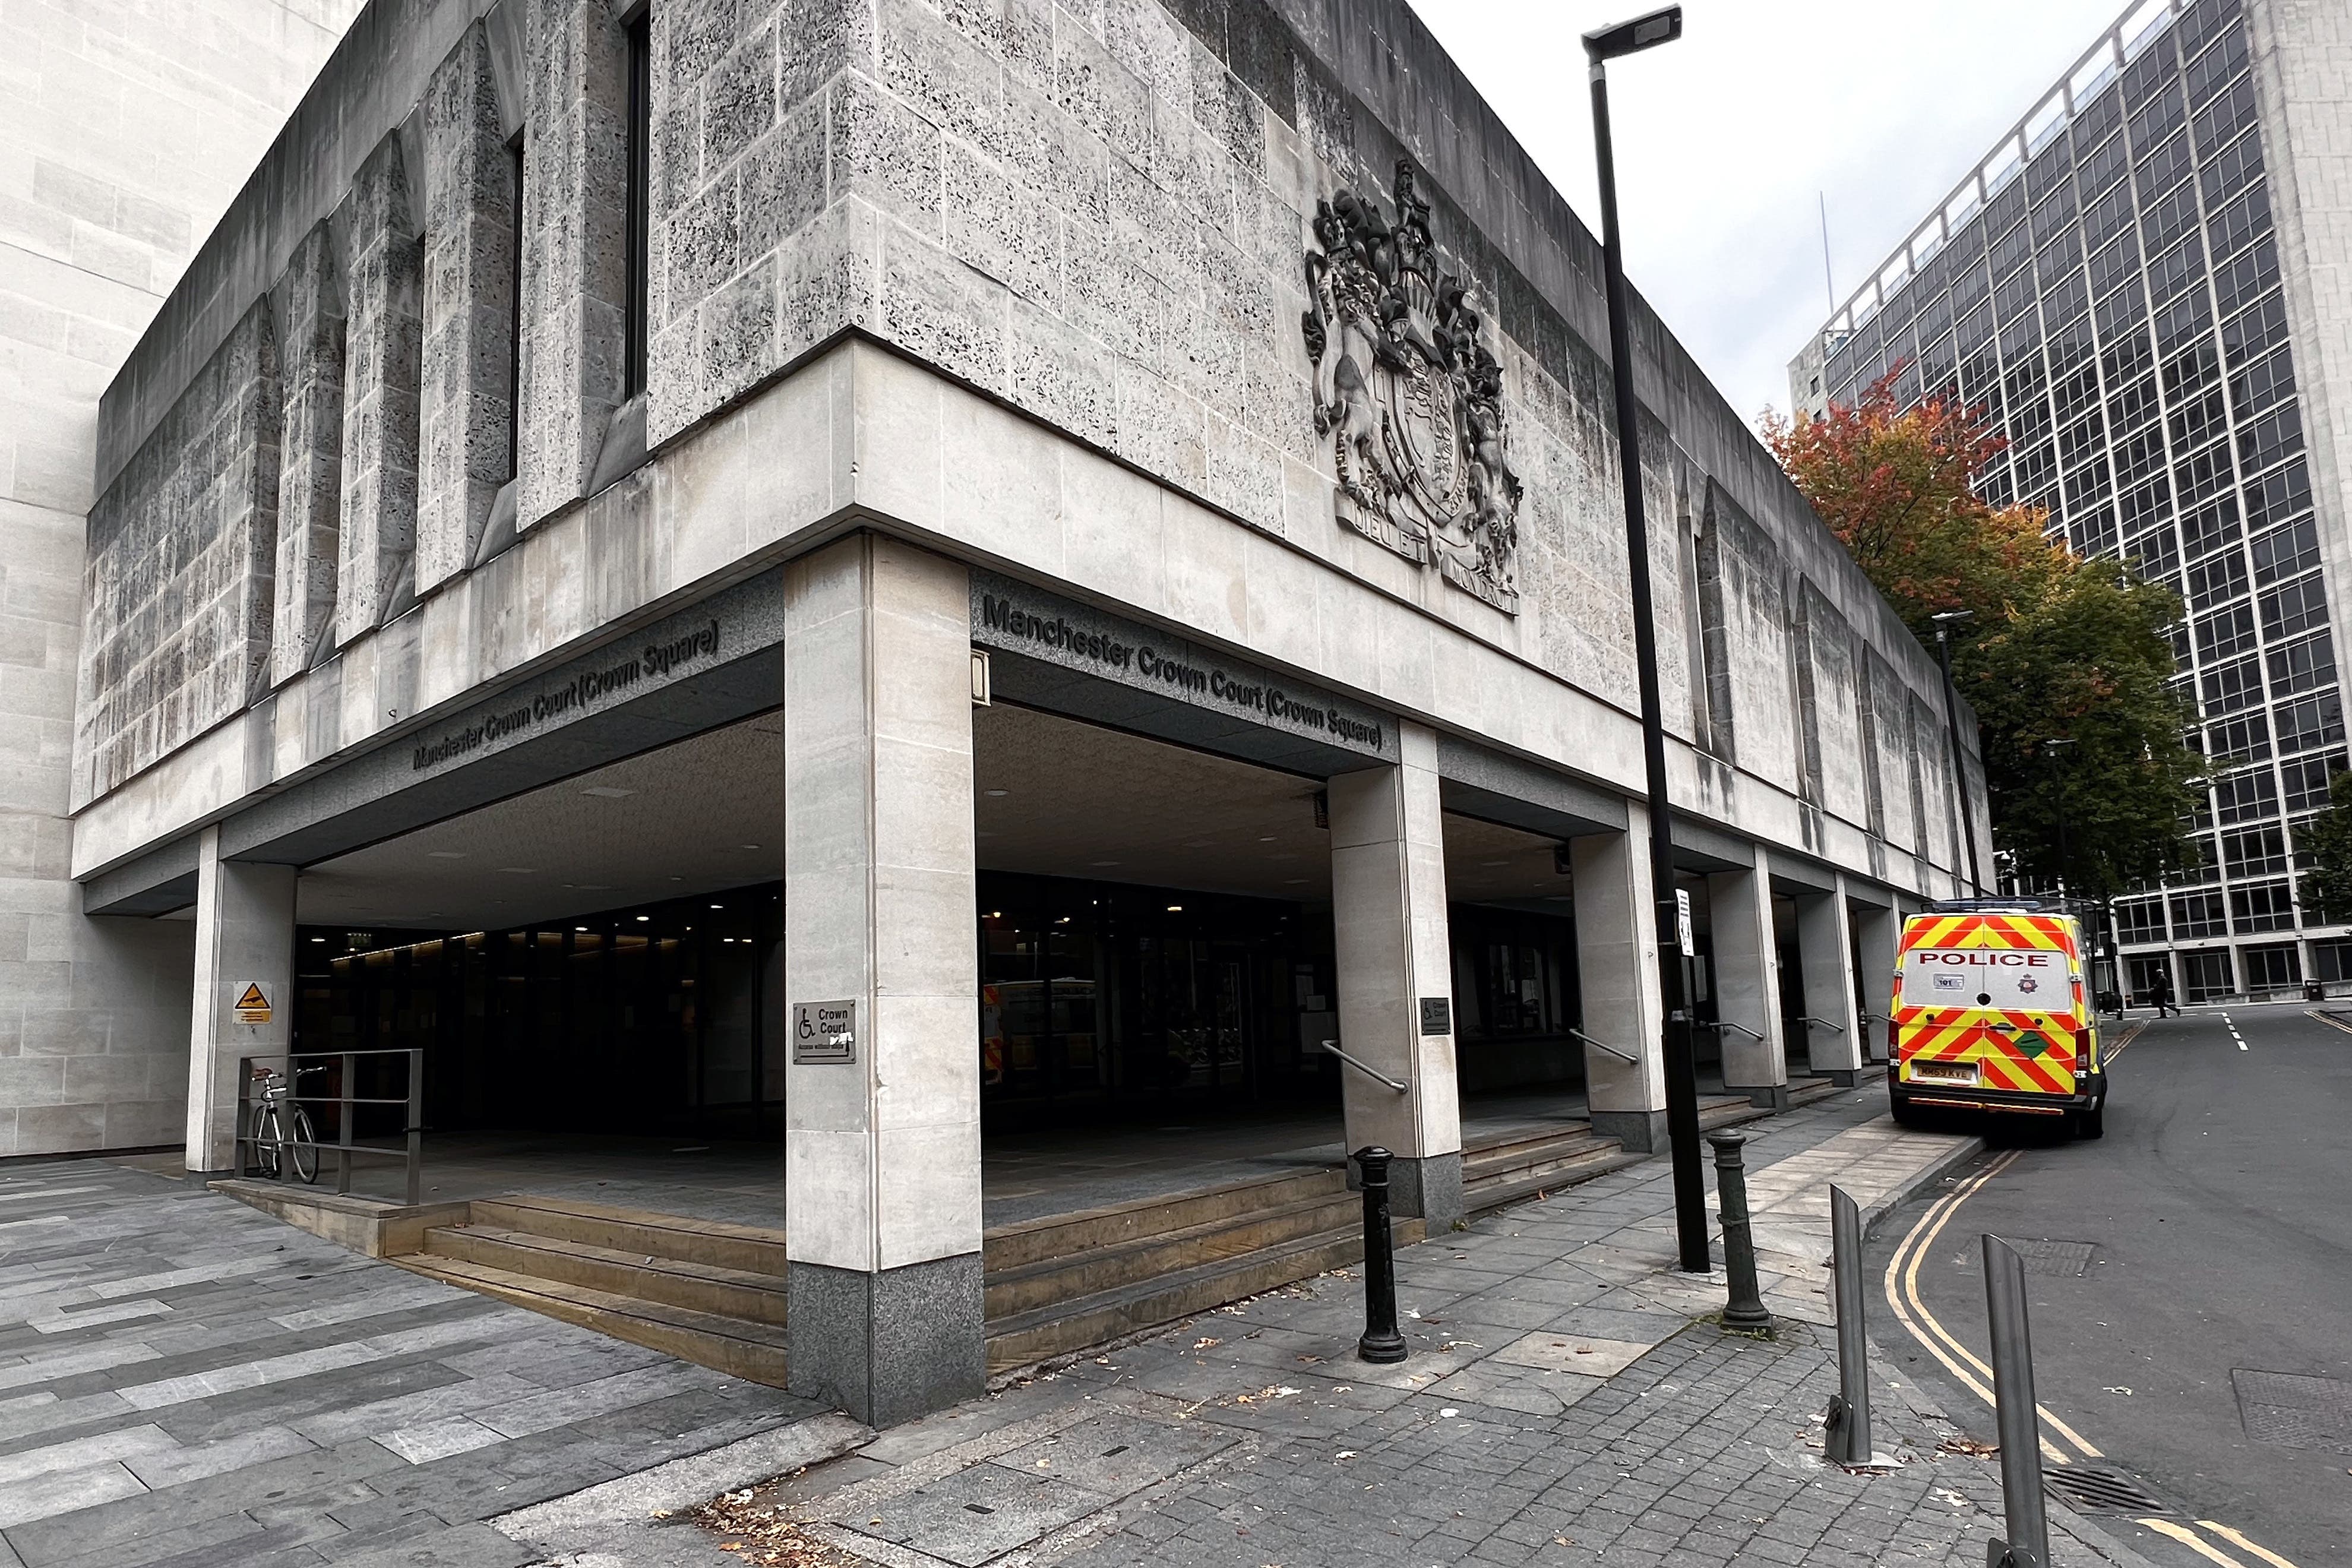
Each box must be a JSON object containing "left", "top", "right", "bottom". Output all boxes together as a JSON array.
[
  {"left": 2294, "top": 772, "right": 2352, "bottom": 923},
  {"left": 1765, "top": 369, "right": 2202, "bottom": 898}
]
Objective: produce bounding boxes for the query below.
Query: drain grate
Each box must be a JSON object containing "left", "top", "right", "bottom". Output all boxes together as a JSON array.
[
  {"left": 2043, "top": 1465, "right": 2176, "bottom": 1516},
  {"left": 1995, "top": 1238, "right": 2098, "bottom": 1276},
  {"left": 2233, "top": 1369, "right": 2352, "bottom": 1454}
]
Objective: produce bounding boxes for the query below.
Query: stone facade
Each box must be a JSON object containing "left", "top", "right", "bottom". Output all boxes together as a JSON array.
[
  {"left": 0, "top": 0, "right": 362, "bottom": 1158},
  {"left": 271, "top": 226, "right": 347, "bottom": 686}
]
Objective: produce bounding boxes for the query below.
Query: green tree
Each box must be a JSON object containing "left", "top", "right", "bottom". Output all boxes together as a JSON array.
[
  {"left": 2295, "top": 771, "right": 2352, "bottom": 923},
  {"left": 1765, "top": 370, "right": 2202, "bottom": 894}
]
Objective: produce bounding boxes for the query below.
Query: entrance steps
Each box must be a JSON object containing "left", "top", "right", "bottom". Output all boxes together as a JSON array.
[
  {"left": 1462, "top": 1123, "right": 1640, "bottom": 1215},
  {"left": 980, "top": 1168, "right": 1421, "bottom": 1376},
  {"left": 390, "top": 1195, "right": 794, "bottom": 1388}
]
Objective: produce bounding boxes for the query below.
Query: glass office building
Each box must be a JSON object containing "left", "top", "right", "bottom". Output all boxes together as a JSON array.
[{"left": 1790, "top": 0, "right": 2352, "bottom": 1002}]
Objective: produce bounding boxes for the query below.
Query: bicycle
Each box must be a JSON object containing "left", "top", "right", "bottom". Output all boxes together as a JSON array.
[{"left": 250, "top": 1063, "right": 327, "bottom": 1183}]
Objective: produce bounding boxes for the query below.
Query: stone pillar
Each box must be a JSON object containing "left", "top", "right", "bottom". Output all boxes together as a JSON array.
[
  {"left": 1852, "top": 899, "right": 1903, "bottom": 1066},
  {"left": 783, "top": 535, "right": 983, "bottom": 1427},
  {"left": 1328, "top": 723, "right": 1462, "bottom": 1227},
  {"left": 1705, "top": 851, "right": 1788, "bottom": 1109},
  {"left": 1795, "top": 875, "right": 1866, "bottom": 1083},
  {"left": 186, "top": 828, "right": 296, "bottom": 1176},
  {"left": 417, "top": 21, "right": 517, "bottom": 594},
  {"left": 1570, "top": 813, "right": 1668, "bottom": 1152},
  {"left": 271, "top": 225, "right": 343, "bottom": 687},
  {"left": 337, "top": 133, "right": 424, "bottom": 644},
  {"left": 517, "top": 0, "right": 630, "bottom": 530}
]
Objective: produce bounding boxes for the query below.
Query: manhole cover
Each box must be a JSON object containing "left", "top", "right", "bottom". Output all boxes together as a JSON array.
[
  {"left": 1994, "top": 1238, "right": 2097, "bottom": 1276},
  {"left": 2043, "top": 1465, "right": 2176, "bottom": 1515},
  {"left": 2233, "top": 1370, "right": 2352, "bottom": 1453}
]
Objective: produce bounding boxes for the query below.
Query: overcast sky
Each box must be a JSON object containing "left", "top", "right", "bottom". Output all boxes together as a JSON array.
[{"left": 1409, "top": 0, "right": 2146, "bottom": 429}]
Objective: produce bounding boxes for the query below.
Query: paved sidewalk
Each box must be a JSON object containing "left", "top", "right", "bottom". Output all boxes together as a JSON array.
[
  {"left": 549, "top": 1090, "right": 2155, "bottom": 1568},
  {"left": 0, "top": 1159, "right": 820, "bottom": 1567}
]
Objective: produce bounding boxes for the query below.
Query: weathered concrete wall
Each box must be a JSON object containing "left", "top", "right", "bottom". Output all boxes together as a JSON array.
[
  {"left": 77, "top": 304, "right": 283, "bottom": 805},
  {"left": 75, "top": 0, "right": 1987, "bottom": 905}
]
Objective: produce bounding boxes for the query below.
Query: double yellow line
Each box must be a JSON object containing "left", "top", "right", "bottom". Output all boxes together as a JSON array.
[{"left": 1881, "top": 1140, "right": 2300, "bottom": 1567}]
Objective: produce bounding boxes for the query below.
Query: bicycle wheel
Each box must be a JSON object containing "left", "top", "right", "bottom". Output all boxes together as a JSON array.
[
  {"left": 287, "top": 1103, "right": 319, "bottom": 1183},
  {"left": 252, "top": 1104, "right": 283, "bottom": 1179}
]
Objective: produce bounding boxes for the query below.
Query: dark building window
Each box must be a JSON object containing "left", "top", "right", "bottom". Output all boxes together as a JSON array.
[
  {"left": 2266, "top": 628, "right": 2334, "bottom": 696},
  {"left": 2230, "top": 881, "right": 2296, "bottom": 934},
  {"left": 2283, "top": 751, "right": 2347, "bottom": 813},
  {"left": 624, "top": 11, "right": 651, "bottom": 399},
  {"left": 2115, "top": 899, "right": 2167, "bottom": 943},
  {"left": 2213, "top": 767, "right": 2278, "bottom": 823},
  {"left": 2171, "top": 890, "right": 2228, "bottom": 938},
  {"left": 2274, "top": 691, "right": 2344, "bottom": 755}
]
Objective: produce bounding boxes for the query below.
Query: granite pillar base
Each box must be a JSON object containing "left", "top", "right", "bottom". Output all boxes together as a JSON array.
[
  {"left": 787, "top": 1254, "right": 985, "bottom": 1428},
  {"left": 1349, "top": 1149, "right": 1463, "bottom": 1229},
  {"left": 1730, "top": 1083, "right": 1790, "bottom": 1111},
  {"left": 1592, "top": 1108, "right": 1668, "bottom": 1153}
]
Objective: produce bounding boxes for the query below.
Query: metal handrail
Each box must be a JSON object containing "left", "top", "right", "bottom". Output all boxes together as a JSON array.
[
  {"left": 1320, "top": 1041, "right": 1407, "bottom": 1094},
  {"left": 1707, "top": 1019, "right": 1768, "bottom": 1042},
  {"left": 1568, "top": 1026, "right": 1640, "bottom": 1066},
  {"left": 1794, "top": 1014, "right": 1848, "bottom": 1033},
  {"left": 237, "top": 1048, "right": 424, "bottom": 1205}
]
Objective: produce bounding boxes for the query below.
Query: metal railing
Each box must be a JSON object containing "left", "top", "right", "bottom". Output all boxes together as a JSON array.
[
  {"left": 1793, "top": 1014, "right": 1847, "bottom": 1034},
  {"left": 1319, "top": 1040, "right": 1407, "bottom": 1094},
  {"left": 1567, "top": 1026, "right": 1640, "bottom": 1066},
  {"left": 1700, "top": 1019, "right": 1768, "bottom": 1042},
  {"left": 236, "top": 1048, "right": 423, "bottom": 1204}
]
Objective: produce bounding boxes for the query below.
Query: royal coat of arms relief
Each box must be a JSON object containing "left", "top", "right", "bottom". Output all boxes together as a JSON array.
[{"left": 1303, "top": 160, "right": 1523, "bottom": 614}]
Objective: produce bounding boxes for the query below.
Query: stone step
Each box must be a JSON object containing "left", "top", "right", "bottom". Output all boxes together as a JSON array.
[
  {"left": 981, "top": 1166, "right": 1348, "bottom": 1273},
  {"left": 982, "top": 1191, "right": 1360, "bottom": 1321},
  {"left": 1460, "top": 1127, "right": 1614, "bottom": 1182},
  {"left": 982, "top": 1216, "right": 1429, "bottom": 1377},
  {"left": 393, "top": 1253, "right": 792, "bottom": 1388},
  {"left": 1464, "top": 1149, "right": 1649, "bottom": 1216},
  {"left": 1463, "top": 1137, "right": 1632, "bottom": 1200},
  {"left": 466, "top": 1194, "right": 790, "bottom": 1275},
  {"left": 420, "top": 1224, "right": 790, "bottom": 1326}
]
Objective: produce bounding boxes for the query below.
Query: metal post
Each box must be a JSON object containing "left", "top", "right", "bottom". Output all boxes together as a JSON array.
[
  {"left": 337, "top": 1050, "right": 355, "bottom": 1196},
  {"left": 404, "top": 1048, "right": 425, "bottom": 1207},
  {"left": 1354, "top": 1146, "right": 1407, "bottom": 1363},
  {"left": 1706, "top": 1132, "right": 1772, "bottom": 1331},
  {"left": 1936, "top": 625, "right": 1984, "bottom": 896},
  {"left": 1591, "top": 39, "right": 1709, "bottom": 1276},
  {"left": 1823, "top": 1184, "right": 1874, "bottom": 1464},
  {"left": 1983, "top": 1235, "right": 2051, "bottom": 1568}
]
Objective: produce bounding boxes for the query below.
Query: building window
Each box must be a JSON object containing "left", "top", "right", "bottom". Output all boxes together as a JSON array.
[
  {"left": 2116, "top": 898, "right": 2167, "bottom": 943},
  {"left": 2180, "top": 947, "right": 2237, "bottom": 1001},
  {"left": 2230, "top": 881, "right": 2296, "bottom": 934},
  {"left": 2274, "top": 691, "right": 2344, "bottom": 755},
  {"left": 2171, "top": 890, "right": 2228, "bottom": 938},
  {"left": 624, "top": 10, "right": 650, "bottom": 400},
  {"left": 2213, "top": 767, "right": 2279, "bottom": 824},
  {"left": 2282, "top": 751, "right": 2346, "bottom": 813},
  {"left": 2222, "top": 824, "right": 2288, "bottom": 878},
  {"left": 2239, "top": 942, "right": 2300, "bottom": 992}
]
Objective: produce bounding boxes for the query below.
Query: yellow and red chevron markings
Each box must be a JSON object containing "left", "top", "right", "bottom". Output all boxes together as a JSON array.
[
  {"left": 1902, "top": 912, "right": 2078, "bottom": 956},
  {"left": 1896, "top": 1006, "right": 2078, "bottom": 1092}
]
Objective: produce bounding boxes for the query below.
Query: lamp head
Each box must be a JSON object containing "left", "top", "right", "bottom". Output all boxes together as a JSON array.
[{"left": 1583, "top": 5, "right": 1683, "bottom": 62}]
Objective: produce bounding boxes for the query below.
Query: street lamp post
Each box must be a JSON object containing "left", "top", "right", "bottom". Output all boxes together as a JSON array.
[
  {"left": 2041, "top": 737, "right": 2077, "bottom": 899},
  {"left": 1585, "top": 5, "right": 1708, "bottom": 1276},
  {"left": 1931, "top": 611, "right": 1983, "bottom": 896}
]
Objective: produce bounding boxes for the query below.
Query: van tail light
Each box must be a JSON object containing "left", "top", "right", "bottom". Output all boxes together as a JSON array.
[
  {"left": 2072, "top": 1019, "right": 2089, "bottom": 1065},
  {"left": 1886, "top": 1015, "right": 1901, "bottom": 1057}
]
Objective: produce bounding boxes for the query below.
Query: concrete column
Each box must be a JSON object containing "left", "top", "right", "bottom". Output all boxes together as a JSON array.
[
  {"left": 186, "top": 828, "right": 296, "bottom": 1175},
  {"left": 1569, "top": 811, "right": 1668, "bottom": 1152},
  {"left": 1328, "top": 723, "right": 1462, "bottom": 1226},
  {"left": 783, "top": 535, "right": 983, "bottom": 1427},
  {"left": 1795, "top": 875, "right": 1865, "bottom": 1083},
  {"left": 1851, "top": 899, "right": 1903, "bottom": 1066},
  {"left": 1705, "top": 850, "right": 1788, "bottom": 1109}
]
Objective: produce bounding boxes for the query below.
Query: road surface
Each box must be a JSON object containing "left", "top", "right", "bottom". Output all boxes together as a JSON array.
[{"left": 1866, "top": 1004, "right": 2351, "bottom": 1567}]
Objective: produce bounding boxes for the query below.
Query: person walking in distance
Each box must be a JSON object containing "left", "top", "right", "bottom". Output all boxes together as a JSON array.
[{"left": 2149, "top": 966, "right": 2179, "bottom": 1017}]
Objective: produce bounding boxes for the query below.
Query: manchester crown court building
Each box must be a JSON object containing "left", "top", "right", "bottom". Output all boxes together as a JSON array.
[{"left": 34, "top": 0, "right": 1989, "bottom": 1422}]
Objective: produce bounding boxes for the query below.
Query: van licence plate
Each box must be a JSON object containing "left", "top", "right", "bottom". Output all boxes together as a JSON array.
[{"left": 1910, "top": 1060, "right": 1979, "bottom": 1086}]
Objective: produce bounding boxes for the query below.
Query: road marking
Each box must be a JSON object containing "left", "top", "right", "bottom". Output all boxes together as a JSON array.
[
  {"left": 2303, "top": 1008, "right": 2352, "bottom": 1036},
  {"left": 1882, "top": 1149, "right": 2092, "bottom": 1461},
  {"left": 1882, "top": 1150, "right": 2307, "bottom": 1568},
  {"left": 2140, "top": 1518, "right": 2248, "bottom": 1566},
  {"left": 2198, "top": 1520, "right": 2301, "bottom": 1568},
  {"left": 2220, "top": 1010, "right": 2248, "bottom": 1051}
]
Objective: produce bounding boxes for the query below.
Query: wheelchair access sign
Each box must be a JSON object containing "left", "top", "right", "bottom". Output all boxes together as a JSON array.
[
  {"left": 793, "top": 1000, "right": 856, "bottom": 1064},
  {"left": 233, "top": 982, "right": 273, "bottom": 1025}
]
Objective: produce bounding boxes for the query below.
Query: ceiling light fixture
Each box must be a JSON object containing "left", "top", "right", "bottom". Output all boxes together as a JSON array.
[
  {"left": 984, "top": 788, "right": 1010, "bottom": 797},
  {"left": 582, "top": 786, "right": 636, "bottom": 799},
  {"left": 1166, "top": 904, "right": 1183, "bottom": 912},
  {"left": 427, "top": 851, "right": 466, "bottom": 859},
  {"left": 636, "top": 915, "right": 650, "bottom": 922}
]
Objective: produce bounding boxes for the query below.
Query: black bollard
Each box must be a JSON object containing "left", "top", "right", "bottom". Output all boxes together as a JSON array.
[
  {"left": 1706, "top": 1131, "right": 1774, "bottom": 1332},
  {"left": 1353, "top": 1146, "right": 1408, "bottom": 1363}
]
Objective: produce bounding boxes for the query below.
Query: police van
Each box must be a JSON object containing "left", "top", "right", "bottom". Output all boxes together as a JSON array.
[{"left": 1888, "top": 900, "right": 2108, "bottom": 1139}]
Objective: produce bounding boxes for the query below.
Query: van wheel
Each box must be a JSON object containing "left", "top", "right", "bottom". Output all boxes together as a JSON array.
[
  {"left": 2079, "top": 1099, "right": 2106, "bottom": 1140},
  {"left": 1891, "top": 1096, "right": 1923, "bottom": 1130}
]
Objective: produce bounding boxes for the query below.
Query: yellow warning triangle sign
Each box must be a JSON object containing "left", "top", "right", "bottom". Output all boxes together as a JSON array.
[{"left": 235, "top": 983, "right": 269, "bottom": 1011}]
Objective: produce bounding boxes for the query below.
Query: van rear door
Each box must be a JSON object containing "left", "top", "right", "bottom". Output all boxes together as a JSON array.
[{"left": 1896, "top": 913, "right": 2081, "bottom": 1097}]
